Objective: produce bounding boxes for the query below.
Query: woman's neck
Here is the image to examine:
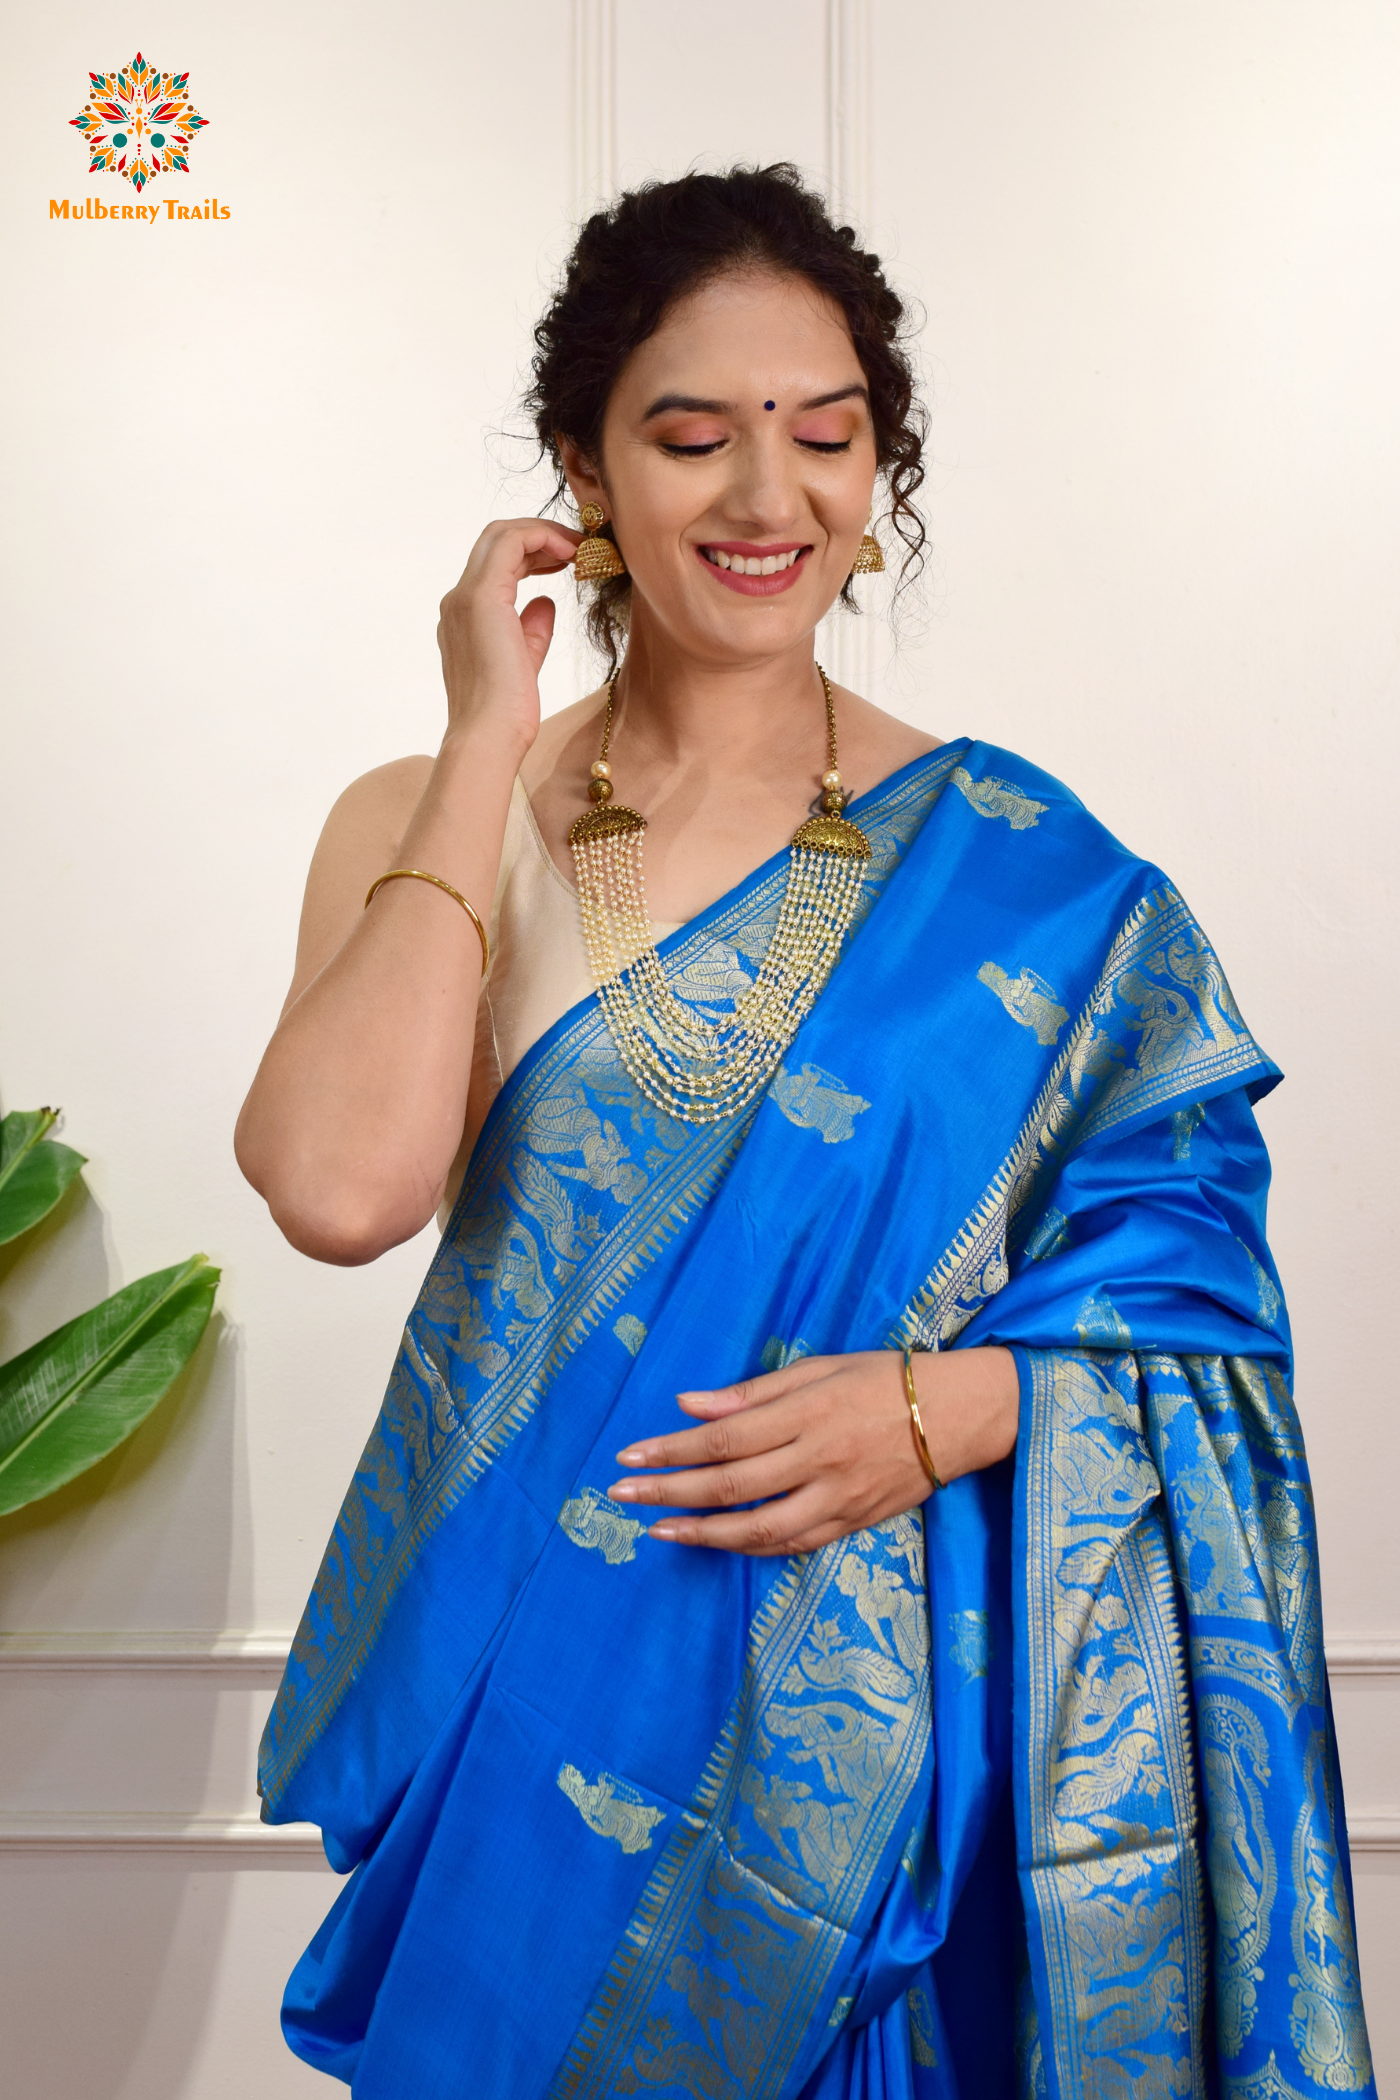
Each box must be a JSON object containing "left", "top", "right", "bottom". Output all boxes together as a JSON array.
[{"left": 609, "top": 620, "right": 829, "bottom": 781}]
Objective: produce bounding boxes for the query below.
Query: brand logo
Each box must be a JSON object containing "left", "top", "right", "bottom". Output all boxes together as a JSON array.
[{"left": 69, "top": 51, "right": 207, "bottom": 195}]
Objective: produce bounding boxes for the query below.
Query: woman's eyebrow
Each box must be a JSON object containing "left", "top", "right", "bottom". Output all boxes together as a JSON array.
[
  {"left": 799, "top": 384, "right": 869, "bottom": 410},
  {"left": 641, "top": 393, "right": 733, "bottom": 420}
]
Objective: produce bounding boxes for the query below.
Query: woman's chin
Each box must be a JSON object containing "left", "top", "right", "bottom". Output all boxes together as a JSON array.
[
  {"left": 695, "top": 602, "right": 826, "bottom": 661},
  {"left": 638, "top": 579, "right": 837, "bottom": 663}
]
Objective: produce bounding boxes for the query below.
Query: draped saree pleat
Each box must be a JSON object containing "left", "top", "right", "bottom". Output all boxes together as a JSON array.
[{"left": 260, "top": 741, "right": 1374, "bottom": 2099}]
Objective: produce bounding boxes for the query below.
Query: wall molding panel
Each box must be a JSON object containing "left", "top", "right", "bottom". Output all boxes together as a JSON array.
[
  {"left": 0, "top": 1811, "right": 1391, "bottom": 1859},
  {"left": 1348, "top": 1815, "right": 1400, "bottom": 1855},
  {"left": 0, "top": 1801, "right": 1390, "bottom": 1860},
  {"left": 0, "top": 1813, "right": 328, "bottom": 1860},
  {"left": 825, "top": 0, "right": 872, "bottom": 234},
  {"left": 0, "top": 1630, "right": 1392, "bottom": 1855},
  {"left": 0, "top": 1630, "right": 295, "bottom": 1681},
  {"left": 5, "top": 1628, "right": 1392, "bottom": 1676},
  {"left": 1326, "top": 1638, "right": 1400, "bottom": 1677},
  {"left": 821, "top": 0, "right": 878, "bottom": 702},
  {"left": 571, "top": 0, "right": 617, "bottom": 219}
]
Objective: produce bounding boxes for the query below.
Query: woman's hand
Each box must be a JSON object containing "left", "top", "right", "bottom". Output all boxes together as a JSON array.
[
  {"left": 436, "top": 517, "right": 583, "bottom": 756},
  {"left": 606, "top": 1346, "right": 1019, "bottom": 1557}
]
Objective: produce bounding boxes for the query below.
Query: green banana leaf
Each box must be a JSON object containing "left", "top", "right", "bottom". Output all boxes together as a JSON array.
[
  {"left": 0, "top": 1255, "right": 219, "bottom": 1515},
  {"left": 0, "top": 1108, "right": 87, "bottom": 1247}
]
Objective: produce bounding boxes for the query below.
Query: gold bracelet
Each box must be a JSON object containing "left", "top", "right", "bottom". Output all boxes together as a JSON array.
[
  {"left": 902, "top": 1343, "right": 946, "bottom": 1492},
  {"left": 364, "top": 868, "right": 490, "bottom": 973}
]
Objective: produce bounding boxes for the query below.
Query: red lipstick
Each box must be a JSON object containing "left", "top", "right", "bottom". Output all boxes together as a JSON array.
[{"left": 695, "top": 542, "right": 812, "bottom": 597}]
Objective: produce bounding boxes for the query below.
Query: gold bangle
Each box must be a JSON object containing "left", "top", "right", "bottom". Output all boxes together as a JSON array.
[
  {"left": 902, "top": 1343, "right": 946, "bottom": 1492},
  {"left": 364, "top": 868, "right": 490, "bottom": 973}
]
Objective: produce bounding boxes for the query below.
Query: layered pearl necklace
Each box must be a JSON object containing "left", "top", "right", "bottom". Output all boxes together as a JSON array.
[{"left": 568, "top": 664, "right": 871, "bottom": 1126}]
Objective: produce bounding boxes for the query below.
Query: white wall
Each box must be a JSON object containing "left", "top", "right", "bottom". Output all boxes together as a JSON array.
[{"left": 1, "top": 3, "right": 1395, "bottom": 2092}]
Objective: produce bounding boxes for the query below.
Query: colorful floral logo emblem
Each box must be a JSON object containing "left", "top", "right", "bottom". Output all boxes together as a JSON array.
[{"left": 69, "top": 53, "right": 207, "bottom": 195}]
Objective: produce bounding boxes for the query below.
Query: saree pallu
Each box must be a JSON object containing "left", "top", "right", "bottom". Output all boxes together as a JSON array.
[{"left": 260, "top": 741, "right": 1375, "bottom": 2099}]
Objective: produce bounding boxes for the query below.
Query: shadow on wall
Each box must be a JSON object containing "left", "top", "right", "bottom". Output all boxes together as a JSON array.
[
  {"left": 0, "top": 1173, "right": 114, "bottom": 1362},
  {"left": 0, "top": 1179, "right": 265, "bottom": 2097}
]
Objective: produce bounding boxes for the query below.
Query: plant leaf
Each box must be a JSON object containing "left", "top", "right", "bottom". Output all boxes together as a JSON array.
[
  {"left": 0, "top": 1109, "right": 87, "bottom": 1247},
  {"left": 0, "top": 1255, "right": 219, "bottom": 1515}
]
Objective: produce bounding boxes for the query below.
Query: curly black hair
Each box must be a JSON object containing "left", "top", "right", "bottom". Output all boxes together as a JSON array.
[{"left": 526, "top": 163, "right": 927, "bottom": 672}]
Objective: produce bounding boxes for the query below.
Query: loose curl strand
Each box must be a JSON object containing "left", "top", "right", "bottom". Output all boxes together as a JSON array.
[{"left": 525, "top": 163, "right": 928, "bottom": 674}]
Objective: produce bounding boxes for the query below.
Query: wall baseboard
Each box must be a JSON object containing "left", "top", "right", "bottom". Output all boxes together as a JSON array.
[
  {"left": 0, "top": 1630, "right": 294, "bottom": 1679},
  {"left": 0, "top": 1812, "right": 328, "bottom": 1859},
  {"left": 0, "top": 1805, "right": 1390, "bottom": 1857},
  {"left": 1348, "top": 1814, "right": 1400, "bottom": 1854},
  {"left": 3, "top": 1629, "right": 1396, "bottom": 1676},
  {"left": 1325, "top": 1638, "right": 1400, "bottom": 1676}
]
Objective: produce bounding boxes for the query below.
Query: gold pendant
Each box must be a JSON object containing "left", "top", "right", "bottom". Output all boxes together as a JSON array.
[
  {"left": 791, "top": 813, "right": 873, "bottom": 859},
  {"left": 568, "top": 804, "right": 646, "bottom": 848}
]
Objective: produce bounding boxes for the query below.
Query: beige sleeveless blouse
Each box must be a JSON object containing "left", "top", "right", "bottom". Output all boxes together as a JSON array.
[{"left": 443, "top": 778, "right": 684, "bottom": 1216}]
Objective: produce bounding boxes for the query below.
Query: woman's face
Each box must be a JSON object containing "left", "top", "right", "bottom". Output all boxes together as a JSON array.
[{"left": 564, "top": 269, "right": 879, "bottom": 667}]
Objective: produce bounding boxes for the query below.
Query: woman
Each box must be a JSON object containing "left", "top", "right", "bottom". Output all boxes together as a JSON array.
[{"left": 239, "top": 167, "right": 1374, "bottom": 2098}]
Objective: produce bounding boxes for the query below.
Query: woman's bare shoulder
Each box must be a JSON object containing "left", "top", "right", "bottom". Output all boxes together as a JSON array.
[
  {"left": 832, "top": 686, "right": 942, "bottom": 793},
  {"left": 321, "top": 754, "right": 436, "bottom": 855},
  {"left": 281, "top": 758, "right": 437, "bottom": 1013}
]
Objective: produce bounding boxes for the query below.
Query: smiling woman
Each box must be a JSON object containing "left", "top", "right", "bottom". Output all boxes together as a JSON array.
[{"left": 237, "top": 167, "right": 1374, "bottom": 2099}]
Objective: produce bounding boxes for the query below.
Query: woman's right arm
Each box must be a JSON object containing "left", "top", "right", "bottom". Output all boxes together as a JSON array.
[{"left": 234, "top": 518, "right": 580, "bottom": 1266}]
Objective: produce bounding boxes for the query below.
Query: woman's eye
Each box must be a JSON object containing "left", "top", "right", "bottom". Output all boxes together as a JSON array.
[
  {"left": 793, "top": 416, "right": 858, "bottom": 454},
  {"left": 661, "top": 440, "right": 727, "bottom": 458}
]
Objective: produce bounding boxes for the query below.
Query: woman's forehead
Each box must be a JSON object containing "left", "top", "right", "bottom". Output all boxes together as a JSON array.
[{"left": 614, "top": 271, "right": 859, "bottom": 406}]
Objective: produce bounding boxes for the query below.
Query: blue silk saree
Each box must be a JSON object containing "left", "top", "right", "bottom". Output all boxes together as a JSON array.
[{"left": 260, "top": 740, "right": 1375, "bottom": 2099}]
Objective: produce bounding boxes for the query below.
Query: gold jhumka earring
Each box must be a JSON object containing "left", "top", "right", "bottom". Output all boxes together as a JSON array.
[
  {"left": 573, "top": 501, "right": 627, "bottom": 581},
  {"left": 568, "top": 664, "right": 871, "bottom": 1126},
  {"left": 850, "top": 515, "right": 885, "bottom": 575}
]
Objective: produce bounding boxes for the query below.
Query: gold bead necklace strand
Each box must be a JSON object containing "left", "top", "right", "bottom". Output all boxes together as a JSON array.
[{"left": 567, "top": 663, "right": 872, "bottom": 1125}]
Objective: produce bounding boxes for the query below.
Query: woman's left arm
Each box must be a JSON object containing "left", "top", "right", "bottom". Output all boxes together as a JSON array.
[{"left": 606, "top": 1347, "right": 1018, "bottom": 1557}]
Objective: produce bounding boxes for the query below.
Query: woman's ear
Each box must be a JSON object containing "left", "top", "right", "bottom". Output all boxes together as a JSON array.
[{"left": 558, "top": 436, "right": 607, "bottom": 516}]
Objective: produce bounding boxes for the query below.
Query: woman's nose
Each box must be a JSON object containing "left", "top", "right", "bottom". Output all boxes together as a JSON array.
[{"left": 723, "top": 434, "right": 803, "bottom": 531}]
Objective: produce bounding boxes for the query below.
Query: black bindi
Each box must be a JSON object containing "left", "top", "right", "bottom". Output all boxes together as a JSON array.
[{"left": 764, "top": 400, "right": 776, "bottom": 411}]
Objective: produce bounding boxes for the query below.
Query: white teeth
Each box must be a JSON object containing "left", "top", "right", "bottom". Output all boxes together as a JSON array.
[{"left": 705, "top": 547, "right": 803, "bottom": 573}]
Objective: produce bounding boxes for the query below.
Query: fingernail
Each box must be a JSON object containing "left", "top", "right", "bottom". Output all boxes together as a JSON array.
[
  {"left": 608, "top": 1481, "right": 636, "bottom": 1501},
  {"left": 616, "top": 1446, "right": 646, "bottom": 1465},
  {"left": 649, "top": 1523, "right": 678, "bottom": 1541}
]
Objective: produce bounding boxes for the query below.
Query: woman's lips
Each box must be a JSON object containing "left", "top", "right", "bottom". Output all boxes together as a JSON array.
[{"left": 695, "top": 543, "right": 812, "bottom": 596}]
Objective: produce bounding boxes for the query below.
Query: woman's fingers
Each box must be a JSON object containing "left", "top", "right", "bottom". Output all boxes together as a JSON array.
[
  {"left": 518, "top": 596, "right": 556, "bottom": 672},
  {"left": 614, "top": 1389, "right": 808, "bottom": 1473},
  {"left": 515, "top": 539, "right": 578, "bottom": 578},
  {"left": 675, "top": 1354, "right": 834, "bottom": 1418},
  {"left": 606, "top": 1439, "right": 805, "bottom": 1512},
  {"left": 464, "top": 517, "right": 582, "bottom": 590},
  {"left": 648, "top": 1485, "right": 836, "bottom": 1556}
]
